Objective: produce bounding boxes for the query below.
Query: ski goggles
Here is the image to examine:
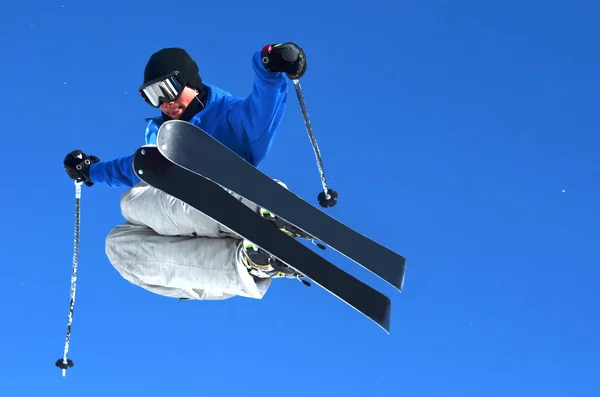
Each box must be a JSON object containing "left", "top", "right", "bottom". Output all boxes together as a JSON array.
[{"left": 139, "top": 71, "right": 186, "bottom": 107}]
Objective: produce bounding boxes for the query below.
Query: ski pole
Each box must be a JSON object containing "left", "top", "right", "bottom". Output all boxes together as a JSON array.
[
  {"left": 292, "top": 78, "right": 339, "bottom": 208},
  {"left": 55, "top": 180, "right": 82, "bottom": 376}
]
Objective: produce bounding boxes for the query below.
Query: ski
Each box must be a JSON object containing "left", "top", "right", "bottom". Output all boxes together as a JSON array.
[
  {"left": 154, "top": 120, "right": 406, "bottom": 291},
  {"left": 132, "top": 145, "right": 392, "bottom": 333}
]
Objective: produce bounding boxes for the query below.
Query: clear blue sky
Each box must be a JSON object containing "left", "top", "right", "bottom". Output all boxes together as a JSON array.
[{"left": 1, "top": 0, "right": 598, "bottom": 396}]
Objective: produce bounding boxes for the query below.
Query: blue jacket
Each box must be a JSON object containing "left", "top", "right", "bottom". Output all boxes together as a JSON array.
[{"left": 89, "top": 50, "right": 288, "bottom": 187}]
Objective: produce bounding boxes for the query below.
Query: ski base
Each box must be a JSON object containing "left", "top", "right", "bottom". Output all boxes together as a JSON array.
[
  {"left": 133, "top": 146, "right": 392, "bottom": 333},
  {"left": 155, "top": 120, "right": 406, "bottom": 291}
]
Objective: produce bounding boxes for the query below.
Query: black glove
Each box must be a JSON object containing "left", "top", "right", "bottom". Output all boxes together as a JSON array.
[
  {"left": 64, "top": 150, "right": 99, "bottom": 186},
  {"left": 261, "top": 42, "right": 307, "bottom": 79}
]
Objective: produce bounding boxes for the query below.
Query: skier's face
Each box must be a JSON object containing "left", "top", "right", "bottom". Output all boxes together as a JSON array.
[{"left": 159, "top": 86, "right": 198, "bottom": 119}]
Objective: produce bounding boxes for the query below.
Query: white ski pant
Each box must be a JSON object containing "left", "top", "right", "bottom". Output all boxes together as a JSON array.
[{"left": 104, "top": 182, "right": 272, "bottom": 301}]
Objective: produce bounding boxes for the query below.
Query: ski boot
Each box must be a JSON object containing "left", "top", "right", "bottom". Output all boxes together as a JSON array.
[
  {"left": 241, "top": 239, "right": 311, "bottom": 286},
  {"left": 259, "top": 180, "right": 326, "bottom": 250}
]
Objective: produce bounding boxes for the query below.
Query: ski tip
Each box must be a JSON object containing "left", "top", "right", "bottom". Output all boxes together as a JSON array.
[
  {"left": 396, "top": 270, "right": 406, "bottom": 293},
  {"left": 380, "top": 300, "right": 392, "bottom": 334},
  {"left": 390, "top": 258, "right": 407, "bottom": 292}
]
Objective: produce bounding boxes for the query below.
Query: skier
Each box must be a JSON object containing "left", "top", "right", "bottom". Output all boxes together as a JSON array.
[{"left": 63, "top": 43, "right": 308, "bottom": 301}]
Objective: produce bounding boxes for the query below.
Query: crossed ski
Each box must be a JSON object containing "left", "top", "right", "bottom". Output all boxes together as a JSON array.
[
  {"left": 133, "top": 146, "right": 392, "bottom": 332},
  {"left": 132, "top": 120, "right": 407, "bottom": 332},
  {"left": 155, "top": 120, "right": 407, "bottom": 291}
]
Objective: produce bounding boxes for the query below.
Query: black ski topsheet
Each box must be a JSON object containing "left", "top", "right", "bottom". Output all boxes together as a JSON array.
[
  {"left": 155, "top": 120, "right": 406, "bottom": 291},
  {"left": 132, "top": 146, "right": 392, "bottom": 333}
]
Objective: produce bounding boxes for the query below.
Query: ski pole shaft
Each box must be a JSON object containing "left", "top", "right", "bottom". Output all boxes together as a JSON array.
[
  {"left": 292, "top": 79, "right": 338, "bottom": 208},
  {"left": 55, "top": 181, "right": 81, "bottom": 376}
]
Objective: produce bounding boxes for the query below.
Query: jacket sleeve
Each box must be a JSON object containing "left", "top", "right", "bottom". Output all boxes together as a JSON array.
[
  {"left": 225, "top": 50, "right": 289, "bottom": 166},
  {"left": 88, "top": 153, "right": 141, "bottom": 187}
]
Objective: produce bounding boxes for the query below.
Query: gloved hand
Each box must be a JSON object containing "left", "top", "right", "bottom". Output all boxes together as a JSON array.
[
  {"left": 261, "top": 42, "right": 307, "bottom": 79},
  {"left": 63, "top": 150, "right": 99, "bottom": 186}
]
